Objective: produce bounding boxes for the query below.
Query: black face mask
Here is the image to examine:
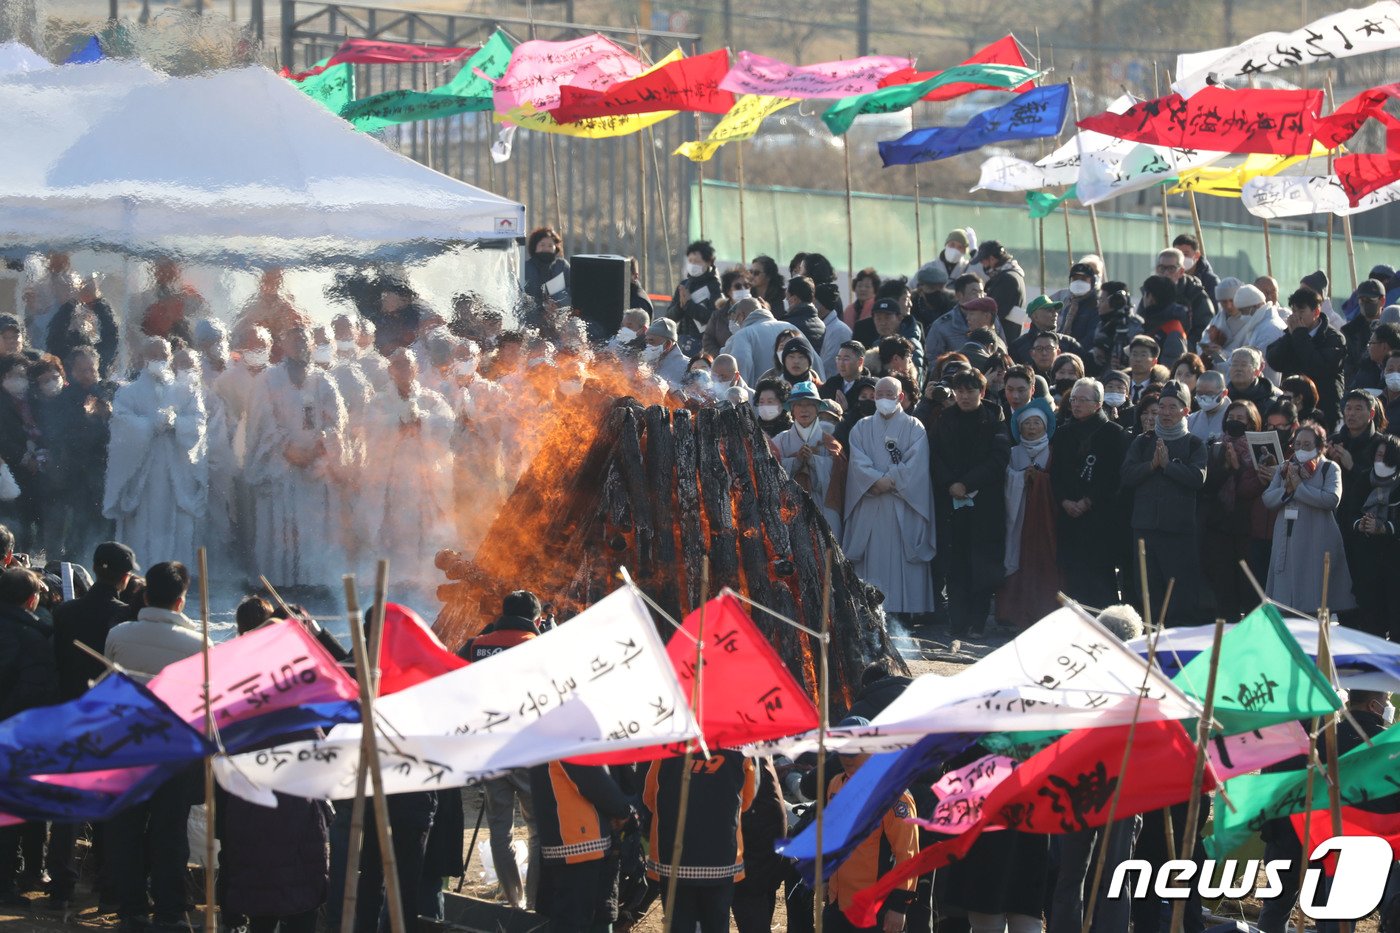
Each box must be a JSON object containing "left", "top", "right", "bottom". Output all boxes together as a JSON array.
[
  {"left": 1276, "top": 427, "right": 1294, "bottom": 448},
  {"left": 854, "top": 399, "right": 877, "bottom": 418},
  {"left": 1224, "top": 420, "right": 1247, "bottom": 438},
  {"left": 1054, "top": 378, "right": 1077, "bottom": 397}
]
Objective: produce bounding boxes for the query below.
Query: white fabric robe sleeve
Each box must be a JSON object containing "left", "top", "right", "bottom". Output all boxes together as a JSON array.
[{"left": 103, "top": 380, "right": 159, "bottom": 519}]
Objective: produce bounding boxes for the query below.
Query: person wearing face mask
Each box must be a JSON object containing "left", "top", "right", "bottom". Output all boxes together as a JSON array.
[
  {"left": 778, "top": 276, "right": 827, "bottom": 353},
  {"left": 1171, "top": 234, "right": 1218, "bottom": 302},
  {"left": 971, "top": 241, "right": 1025, "bottom": 325},
  {"left": 721, "top": 297, "right": 796, "bottom": 389},
  {"left": 1186, "top": 369, "right": 1229, "bottom": 442},
  {"left": 1350, "top": 435, "right": 1400, "bottom": 639},
  {"left": 0, "top": 355, "right": 48, "bottom": 551},
  {"left": 1261, "top": 422, "right": 1357, "bottom": 616},
  {"left": 667, "top": 240, "right": 722, "bottom": 358},
  {"left": 909, "top": 262, "right": 955, "bottom": 332},
  {"left": 1340, "top": 278, "right": 1387, "bottom": 381},
  {"left": 1052, "top": 263, "right": 1102, "bottom": 353},
  {"left": 1050, "top": 378, "right": 1128, "bottom": 608},
  {"left": 242, "top": 327, "right": 349, "bottom": 594},
  {"left": 1326, "top": 390, "right": 1387, "bottom": 610},
  {"left": 642, "top": 319, "right": 691, "bottom": 390},
  {"left": 607, "top": 309, "right": 651, "bottom": 358},
  {"left": 752, "top": 380, "right": 792, "bottom": 439},
  {"left": 1266, "top": 287, "right": 1347, "bottom": 426},
  {"left": 835, "top": 376, "right": 878, "bottom": 447},
  {"left": 997, "top": 397, "right": 1061, "bottom": 626},
  {"left": 1381, "top": 350, "right": 1400, "bottom": 428},
  {"left": 703, "top": 270, "right": 750, "bottom": 358},
  {"left": 1121, "top": 380, "right": 1207, "bottom": 625},
  {"left": 773, "top": 382, "right": 845, "bottom": 537},
  {"left": 102, "top": 337, "right": 207, "bottom": 570},
  {"left": 522, "top": 227, "right": 571, "bottom": 318},
  {"left": 47, "top": 348, "right": 116, "bottom": 560},
  {"left": 930, "top": 368, "right": 1008, "bottom": 635},
  {"left": 1201, "top": 400, "right": 1271, "bottom": 621},
  {"left": 843, "top": 376, "right": 936, "bottom": 623},
  {"left": 1350, "top": 321, "right": 1400, "bottom": 392},
  {"left": 360, "top": 348, "right": 455, "bottom": 591},
  {"left": 1099, "top": 369, "right": 1133, "bottom": 428},
  {"left": 1050, "top": 352, "right": 1085, "bottom": 418},
  {"left": 1089, "top": 282, "right": 1141, "bottom": 374},
  {"left": 938, "top": 228, "right": 976, "bottom": 282}
]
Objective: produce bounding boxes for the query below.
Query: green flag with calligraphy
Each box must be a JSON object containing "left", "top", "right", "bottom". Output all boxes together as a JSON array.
[
  {"left": 1207, "top": 722, "right": 1400, "bottom": 858},
  {"left": 821, "top": 63, "right": 1041, "bottom": 136},
  {"left": 1026, "top": 185, "right": 1077, "bottom": 219},
  {"left": 1174, "top": 604, "right": 1339, "bottom": 736},
  {"left": 340, "top": 30, "right": 516, "bottom": 133},
  {"left": 297, "top": 57, "right": 355, "bottom": 113}
]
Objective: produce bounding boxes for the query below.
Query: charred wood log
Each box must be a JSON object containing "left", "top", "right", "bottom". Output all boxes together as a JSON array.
[
  {"left": 672, "top": 409, "right": 705, "bottom": 615},
  {"left": 696, "top": 408, "right": 741, "bottom": 593}
]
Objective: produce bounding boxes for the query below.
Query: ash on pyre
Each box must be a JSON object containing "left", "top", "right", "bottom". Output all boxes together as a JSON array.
[{"left": 434, "top": 397, "right": 904, "bottom": 705}]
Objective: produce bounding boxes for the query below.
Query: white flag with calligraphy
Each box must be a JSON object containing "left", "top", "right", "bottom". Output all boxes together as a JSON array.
[
  {"left": 1174, "top": 1, "right": 1400, "bottom": 97},
  {"left": 1241, "top": 172, "right": 1400, "bottom": 218},
  {"left": 972, "top": 95, "right": 1135, "bottom": 193},
  {"left": 1077, "top": 142, "right": 1227, "bottom": 206},
  {"left": 755, "top": 604, "right": 1202, "bottom": 757},
  {"left": 214, "top": 586, "right": 699, "bottom": 802}
]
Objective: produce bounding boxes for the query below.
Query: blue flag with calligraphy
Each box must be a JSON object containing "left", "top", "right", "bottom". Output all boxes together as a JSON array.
[
  {"left": 877, "top": 83, "right": 1070, "bottom": 167},
  {"left": 774, "top": 732, "right": 979, "bottom": 882},
  {"left": 64, "top": 36, "right": 104, "bottom": 64}
]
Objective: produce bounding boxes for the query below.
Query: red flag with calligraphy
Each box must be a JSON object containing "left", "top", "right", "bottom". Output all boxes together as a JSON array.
[
  {"left": 876, "top": 35, "right": 1032, "bottom": 101},
  {"left": 378, "top": 603, "right": 467, "bottom": 695},
  {"left": 552, "top": 49, "right": 734, "bottom": 123},
  {"left": 1335, "top": 111, "right": 1400, "bottom": 204},
  {"left": 1075, "top": 87, "right": 1326, "bottom": 155},
  {"left": 1291, "top": 807, "right": 1400, "bottom": 875},
  {"left": 1313, "top": 82, "right": 1400, "bottom": 148},
  {"left": 283, "top": 39, "right": 477, "bottom": 81},
  {"left": 846, "top": 719, "right": 1211, "bottom": 927},
  {"left": 573, "top": 592, "right": 818, "bottom": 764}
]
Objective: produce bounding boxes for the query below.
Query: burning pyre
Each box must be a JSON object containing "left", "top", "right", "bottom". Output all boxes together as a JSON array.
[{"left": 434, "top": 397, "right": 905, "bottom": 705}]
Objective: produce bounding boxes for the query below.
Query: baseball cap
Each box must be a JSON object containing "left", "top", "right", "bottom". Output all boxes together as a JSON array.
[
  {"left": 93, "top": 542, "right": 139, "bottom": 575},
  {"left": 872, "top": 298, "right": 902, "bottom": 316}
]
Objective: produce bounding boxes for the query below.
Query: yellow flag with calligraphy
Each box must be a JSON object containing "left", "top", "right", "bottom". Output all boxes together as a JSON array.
[
  {"left": 674, "top": 94, "right": 800, "bottom": 162},
  {"left": 1170, "top": 143, "right": 1336, "bottom": 197},
  {"left": 499, "top": 49, "right": 682, "bottom": 138}
]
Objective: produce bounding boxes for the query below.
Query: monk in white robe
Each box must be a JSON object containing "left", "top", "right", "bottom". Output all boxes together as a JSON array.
[
  {"left": 842, "top": 376, "right": 936, "bottom": 615},
  {"left": 104, "top": 337, "right": 207, "bottom": 568},
  {"left": 213, "top": 326, "right": 271, "bottom": 569},
  {"left": 773, "top": 382, "right": 843, "bottom": 538},
  {"left": 360, "top": 349, "right": 456, "bottom": 586},
  {"left": 244, "top": 326, "right": 349, "bottom": 590}
]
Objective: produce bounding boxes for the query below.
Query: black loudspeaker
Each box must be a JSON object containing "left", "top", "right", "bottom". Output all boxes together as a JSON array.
[{"left": 570, "top": 253, "right": 629, "bottom": 339}]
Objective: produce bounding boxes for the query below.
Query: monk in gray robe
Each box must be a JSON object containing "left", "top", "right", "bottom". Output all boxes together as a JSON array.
[{"left": 842, "top": 376, "right": 936, "bottom": 615}]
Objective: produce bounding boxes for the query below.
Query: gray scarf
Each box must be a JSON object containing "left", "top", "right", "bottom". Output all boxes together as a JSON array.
[{"left": 1155, "top": 417, "right": 1189, "bottom": 441}]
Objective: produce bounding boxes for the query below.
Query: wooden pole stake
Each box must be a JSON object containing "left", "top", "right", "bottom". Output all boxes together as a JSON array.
[
  {"left": 1343, "top": 214, "right": 1359, "bottom": 291},
  {"left": 695, "top": 112, "right": 706, "bottom": 241},
  {"left": 1169, "top": 617, "right": 1226, "bottom": 933},
  {"left": 197, "top": 548, "right": 217, "bottom": 933},
  {"left": 1187, "top": 190, "right": 1206, "bottom": 265},
  {"left": 1263, "top": 218, "right": 1274, "bottom": 279},
  {"left": 1062, "top": 201, "right": 1074, "bottom": 270},
  {"left": 812, "top": 549, "right": 834, "bottom": 933},
  {"left": 913, "top": 164, "right": 923, "bottom": 268},
  {"left": 737, "top": 142, "right": 747, "bottom": 267},
  {"left": 843, "top": 141, "right": 855, "bottom": 291},
  {"left": 662, "top": 559, "right": 709, "bottom": 932},
  {"left": 1068, "top": 77, "right": 1103, "bottom": 262}
]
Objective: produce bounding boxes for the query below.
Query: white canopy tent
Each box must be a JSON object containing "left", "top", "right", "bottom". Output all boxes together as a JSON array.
[
  {"left": 0, "top": 41, "right": 51, "bottom": 76},
  {"left": 0, "top": 60, "right": 526, "bottom": 264}
]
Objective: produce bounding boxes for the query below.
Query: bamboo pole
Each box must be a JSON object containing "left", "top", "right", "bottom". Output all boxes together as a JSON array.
[
  {"left": 737, "top": 142, "right": 747, "bottom": 268},
  {"left": 913, "top": 164, "right": 923, "bottom": 268},
  {"left": 695, "top": 112, "right": 706, "bottom": 241},
  {"left": 197, "top": 548, "right": 217, "bottom": 933},
  {"left": 1062, "top": 201, "right": 1074, "bottom": 270},
  {"left": 1068, "top": 77, "right": 1103, "bottom": 262},
  {"left": 1168, "top": 617, "right": 1226, "bottom": 933},
  {"left": 1326, "top": 77, "right": 1337, "bottom": 295},
  {"left": 1343, "top": 215, "right": 1359, "bottom": 291},
  {"left": 345, "top": 564, "right": 407, "bottom": 933},
  {"left": 812, "top": 550, "right": 834, "bottom": 933},
  {"left": 338, "top": 759, "right": 370, "bottom": 933},
  {"left": 1038, "top": 215, "right": 1047, "bottom": 297},
  {"left": 1187, "top": 190, "right": 1206, "bottom": 265},
  {"left": 1154, "top": 66, "right": 1170, "bottom": 248},
  {"left": 843, "top": 141, "right": 855, "bottom": 291},
  {"left": 662, "top": 560, "right": 709, "bottom": 932},
  {"left": 638, "top": 126, "right": 651, "bottom": 294},
  {"left": 1317, "top": 553, "right": 1351, "bottom": 933},
  {"left": 1263, "top": 218, "right": 1274, "bottom": 279}
]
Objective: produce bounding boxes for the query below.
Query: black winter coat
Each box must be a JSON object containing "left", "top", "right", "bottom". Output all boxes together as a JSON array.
[
  {"left": 1050, "top": 411, "right": 1128, "bottom": 544},
  {"left": 1266, "top": 321, "right": 1347, "bottom": 425},
  {"left": 1120, "top": 431, "right": 1208, "bottom": 534},
  {"left": 778, "top": 302, "right": 827, "bottom": 353},
  {"left": 931, "top": 400, "right": 1010, "bottom": 590},
  {"left": 218, "top": 786, "right": 332, "bottom": 918},
  {"left": 985, "top": 259, "right": 1026, "bottom": 322},
  {"left": 52, "top": 582, "right": 127, "bottom": 700},
  {"left": 0, "top": 603, "right": 58, "bottom": 720},
  {"left": 669, "top": 269, "right": 722, "bottom": 353},
  {"left": 47, "top": 299, "right": 120, "bottom": 377}
]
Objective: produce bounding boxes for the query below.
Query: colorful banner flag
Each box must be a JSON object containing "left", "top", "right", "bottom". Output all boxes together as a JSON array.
[
  {"left": 1076, "top": 87, "right": 1326, "bottom": 156},
  {"left": 876, "top": 83, "right": 1069, "bottom": 166},
  {"left": 756, "top": 604, "right": 1201, "bottom": 758},
  {"left": 1208, "top": 721, "right": 1312, "bottom": 779},
  {"left": 1174, "top": 1, "right": 1400, "bottom": 96},
  {"left": 340, "top": 30, "right": 515, "bottom": 133},
  {"left": 1207, "top": 721, "right": 1400, "bottom": 858},
  {"left": 284, "top": 38, "right": 477, "bottom": 82},
  {"left": 1291, "top": 807, "right": 1400, "bottom": 874},
  {"left": 64, "top": 36, "right": 104, "bottom": 65},
  {"left": 553, "top": 48, "right": 734, "bottom": 123},
  {"left": 973, "top": 94, "right": 1136, "bottom": 192},
  {"left": 847, "top": 719, "right": 1210, "bottom": 926},
  {"left": 876, "top": 35, "right": 1031, "bottom": 101},
  {"left": 674, "top": 94, "right": 799, "bottom": 162},
  {"left": 1076, "top": 142, "right": 1225, "bottom": 205},
  {"left": 492, "top": 33, "right": 643, "bottom": 116},
  {"left": 378, "top": 603, "right": 467, "bottom": 694},
  {"left": 576, "top": 593, "right": 818, "bottom": 764},
  {"left": 215, "top": 585, "right": 700, "bottom": 802},
  {"left": 295, "top": 57, "right": 355, "bottom": 114},
  {"left": 718, "top": 51, "right": 911, "bottom": 99},
  {"left": 1027, "top": 185, "right": 1076, "bottom": 218},
  {"left": 504, "top": 49, "right": 685, "bottom": 137},
  {"left": 1170, "top": 146, "right": 1332, "bottom": 197},
  {"left": 1336, "top": 112, "right": 1400, "bottom": 204},
  {"left": 823, "top": 63, "right": 1041, "bottom": 136},
  {"left": 1170, "top": 604, "right": 1340, "bottom": 735}
]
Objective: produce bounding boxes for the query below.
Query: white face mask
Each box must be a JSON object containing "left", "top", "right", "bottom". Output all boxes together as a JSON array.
[
  {"left": 756, "top": 403, "right": 782, "bottom": 421},
  {"left": 943, "top": 247, "right": 963, "bottom": 264},
  {"left": 2, "top": 377, "right": 26, "bottom": 398},
  {"left": 336, "top": 339, "right": 357, "bottom": 354},
  {"left": 1386, "top": 372, "right": 1400, "bottom": 392},
  {"left": 1295, "top": 448, "right": 1318, "bottom": 463},
  {"left": 242, "top": 348, "right": 270, "bottom": 369},
  {"left": 1196, "top": 394, "right": 1222, "bottom": 411},
  {"left": 1182, "top": 256, "right": 1197, "bottom": 271},
  {"left": 640, "top": 344, "right": 665, "bottom": 364},
  {"left": 729, "top": 319, "right": 742, "bottom": 335},
  {"left": 685, "top": 261, "right": 705, "bottom": 278},
  {"left": 1068, "top": 279, "right": 1092, "bottom": 297},
  {"left": 875, "top": 397, "right": 902, "bottom": 416},
  {"left": 731, "top": 289, "right": 751, "bottom": 302},
  {"left": 819, "top": 419, "right": 837, "bottom": 436},
  {"left": 39, "top": 378, "right": 62, "bottom": 397},
  {"left": 1376, "top": 459, "right": 1398, "bottom": 478},
  {"left": 559, "top": 379, "right": 584, "bottom": 396},
  {"left": 147, "top": 360, "right": 172, "bottom": 382},
  {"left": 615, "top": 326, "right": 638, "bottom": 344},
  {"left": 311, "top": 345, "right": 333, "bottom": 366},
  {"left": 1104, "top": 392, "right": 1127, "bottom": 407}
]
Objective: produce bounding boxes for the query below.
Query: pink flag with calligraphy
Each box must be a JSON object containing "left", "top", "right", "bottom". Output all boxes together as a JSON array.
[
  {"left": 492, "top": 34, "right": 644, "bottom": 115},
  {"left": 148, "top": 619, "right": 359, "bottom": 730},
  {"left": 575, "top": 592, "right": 819, "bottom": 763},
  {"left": 913, "top": 754, "right": 1019, "bottom": 835},
  {"left": 718, "top": 51, "right": 912, "bottom": 99},
  {"left": 282, "top": 38, "right": 478, "bottom": 81}
]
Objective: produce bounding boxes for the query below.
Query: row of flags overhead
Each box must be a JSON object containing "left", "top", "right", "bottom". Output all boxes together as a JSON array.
[
  {"left": 0, "top": 579, "right": 1394, "bottom": 924},
  {"left": 280, "top": 2, "right": 1400, "bottom": 218}
]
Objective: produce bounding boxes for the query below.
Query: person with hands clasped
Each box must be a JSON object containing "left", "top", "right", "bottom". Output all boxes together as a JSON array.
[{"left": 1345, "top": 434, "right": 1400, "bottom": 639}]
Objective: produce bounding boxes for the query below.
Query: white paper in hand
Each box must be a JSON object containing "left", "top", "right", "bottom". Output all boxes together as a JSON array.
[
  {"left": 690, "top": 285, "right": 712, "bottom": 305},
  {"left": 1005, "top": 305, "right": 1029, "bottom": 335},
  {"left": 545, "top": 273, "right": 565, "bottom": 296}
]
